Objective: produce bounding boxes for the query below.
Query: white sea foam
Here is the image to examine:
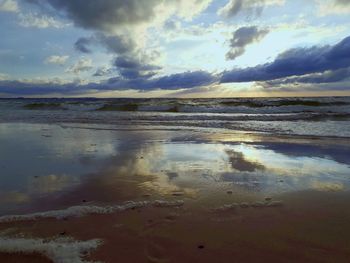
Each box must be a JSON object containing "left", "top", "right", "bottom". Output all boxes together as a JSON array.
[
  {"left": 0, "top": 237, "right": 102, "bottom": 263},
  {"left": 0, "top": 200, "right": 184, "bottom": 223},
  {"left": 213, "top": 200, "right": 283, "bottom": 211}
]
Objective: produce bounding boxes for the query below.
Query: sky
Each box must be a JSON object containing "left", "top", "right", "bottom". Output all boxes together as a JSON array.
[{"left": 0, "top": 0, "right": 350, "bottom": 98}]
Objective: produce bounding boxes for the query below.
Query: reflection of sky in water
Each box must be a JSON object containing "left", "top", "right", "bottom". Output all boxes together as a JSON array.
[
  {"left": 142, "top": 142, "right": 350, "bottom": 196},
  {"left": 0, "top": 123, "right": 120, "bottom": 213},
  {"left": 0, "top": 123, "right": 349, "bottom": 214}
]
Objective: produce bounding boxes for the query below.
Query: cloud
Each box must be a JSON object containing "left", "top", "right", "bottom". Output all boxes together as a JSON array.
[
  {"left": 0, "top": 70, "right": 218, "bottom": 95},
  {"left": 93, "top": 67, "right": 113, "bottom": 77},
  {"left": 263, "top": 68, "right": 350, "bottom": 86},
  {"left": 44, "top": 55, "right": 69, "bottom": 66},
  {"left": 318, "top": 0, "right": 350, "bottom": 15},
  {"left": 74, "top": 37, "right": 92, "bottom": 53},
  {"left": 163, "top": 20, "right": 181, "bottom": 31},
  {"left": 25, "top": 0, "right": 212, "bottom": 34},
  {"left": 218, "top": 0, "right": 285, "bottom": 18},
  {"left": 105, "top": 70, "right": 217, "bottom": 91},
  {"left": 25, "top": 0, "right": 212, "bottom": 81},
  {"left": 226, "top": 26, "right": 269, "bottom": 60},
  {"left": 66, "top": 57, "right": 93, "bottom": 74},
  {"left": 147, "top": 70, "right": 217, "bottom": 90},
  {"left": 18, "top": 12, "right": 66, "bottom": 28},
  {"left": 335, "top": 0, "right": 350, "bottom": 5},
  {"left": 114, "top": 55, "right": 162, "bottom": 80},
  {"left": 75, "top": 34, "right": 135, "bottom": 55},
  {"left": 0, "top": 0, "right": 18, "bottom": 12},
  {"left": 0, "top": 73, "right": 9, "bottom": 80},
  {"left": 221, "top": 35, "right": 350, "bottom": 83}
]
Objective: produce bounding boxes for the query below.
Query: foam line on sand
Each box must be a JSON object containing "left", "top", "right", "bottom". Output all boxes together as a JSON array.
[
  {"left": 0, "top": 237, "right": 102, "bottom": 263},
  {"left": 0, "top": 200, "right": 185, "bottom": 223}
]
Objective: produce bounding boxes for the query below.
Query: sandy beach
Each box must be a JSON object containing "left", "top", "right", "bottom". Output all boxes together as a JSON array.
[
  {"left": 1, "top": 0, "right": 350, "bottom": 260},
  {"left": 0, "top": 122, "right": 349, "bottom": 262}
]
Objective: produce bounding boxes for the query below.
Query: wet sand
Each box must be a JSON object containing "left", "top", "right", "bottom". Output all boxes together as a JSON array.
[{"left": 0, "top": 123, "right": 350, "bottom": 262}]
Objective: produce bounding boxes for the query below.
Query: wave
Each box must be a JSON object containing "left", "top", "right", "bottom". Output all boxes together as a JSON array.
[
  {"left": 17, "top": 97, "right": 350, "bottom": 114},
  {"left": 220, "top": 99, "right": 349, "bottom": 108},
  {"left": 23, "top": 102, "right": 64, "bottom": 110}
]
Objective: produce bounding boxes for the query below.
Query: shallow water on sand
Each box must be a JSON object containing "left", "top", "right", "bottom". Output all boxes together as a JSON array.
[
  {"left": 0, "top": 123, "right": 350, "bottom": 262},
  {"left": 0, "top": 123, "right": 349, "bottom": 215}
]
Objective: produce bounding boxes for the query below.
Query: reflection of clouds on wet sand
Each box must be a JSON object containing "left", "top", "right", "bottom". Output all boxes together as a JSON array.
[
  {"left": 0, "top": 192, "right": 30, "bottom": 204},
  {"left": 1, "top": 123, "right": 350, "bottom": 215},
  {"left": 226, "top": 149, "right": 265, "bottom": 172},
  {"left": 311, "top": 181, "right": 345, "bottom": 192},
  {"left": 219, "top": 143, "right": 350, "bottom": 193},
  {"left": 36, "top": 138, "right": 350, "bottom": 205},
  {"left": 28, "top": 174, "right": 79, "bottom": 194}
]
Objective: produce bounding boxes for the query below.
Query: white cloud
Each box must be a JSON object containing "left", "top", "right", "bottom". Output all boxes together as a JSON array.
[
  {"left": 45, "top": 55, "right": 69, "bottom": 66},
  {"left": 0, "top": 73, "right": 9, "bottom": 80},
  {"left": 66, "top": 57, "right": 93, "bottom": 74},
  {"left": 218, "top": 0, "right": 285, "bottom": 18},
  {"left": 317, "top": 0, "right": 350, "bottom": 15},
  {"left": 19, "top": 12, "right": 67, "bottom": 28},
  {"left": 0, "top": 0, "right": 18, "bottom": 12},
  {"left": 26, "top": 0, "right": 213, "bottom": 64}
]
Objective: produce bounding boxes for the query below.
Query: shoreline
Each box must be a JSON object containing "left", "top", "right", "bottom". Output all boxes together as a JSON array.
[{"left": 0, "top": 122, "right": 349, "bottom": 262}]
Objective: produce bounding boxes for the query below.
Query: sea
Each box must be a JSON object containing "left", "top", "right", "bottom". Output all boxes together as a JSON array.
[{"left": 0, "top": 96, "right": 349, "bottom": 137}]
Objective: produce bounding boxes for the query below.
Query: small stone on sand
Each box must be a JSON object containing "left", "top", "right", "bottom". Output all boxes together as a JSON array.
[
  {"left": 266, "top": 201, "right": 283, "bottom": 207},
  {"left": 227, "top": 190, "right": 233, "bottom": 194},
  {"left": 252, "top": 202, "right": 265, "bottom": 208},
  {"left": 172, "top": 192, "right": 184, "bottom": 196},
  {"left": 240, "top": 202, "right": 250, "bottom": 208},
  {"left": 198, "top": 245, "right": 205, "bottom": 249}
]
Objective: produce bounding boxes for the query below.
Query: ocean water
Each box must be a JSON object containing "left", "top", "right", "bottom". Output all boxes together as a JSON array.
[{"left": 0, "top": 97, "right": 349, "bottom": 137}]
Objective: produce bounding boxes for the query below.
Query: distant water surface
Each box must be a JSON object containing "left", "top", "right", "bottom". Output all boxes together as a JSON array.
[{"left": 1, "top": 97, "right": 350, "bottom": 137}]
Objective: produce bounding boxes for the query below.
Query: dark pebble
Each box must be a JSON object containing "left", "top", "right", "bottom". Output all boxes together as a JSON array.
[{"left": 198, "top": 245, "right": 205, "bottom": 249}]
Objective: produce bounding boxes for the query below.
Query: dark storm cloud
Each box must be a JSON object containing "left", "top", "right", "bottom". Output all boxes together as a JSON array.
[
  {"left": 98, "top": 34, "right": 136, "bottom": 54},
  {"left": 0, "top": 71, "right": 218, "bottom": 95},
  {"left": 221, "top": 35, "right": 350, "bottom": 83},
  {"left": 93, "top": 67, "right": 114, "bottom": 77},
  {"left": 107, "top": 70, "right": 217, "bottom": 90},
  {"left": 335, "top": 0, "right": 350, "bottom": 5},
  {"left": 114, "top": 55, "right": 162, "bottom": 80},
  {"left": 150, "top": 70, "right": 217, "bottom": 90},
  {"left": 263, "top": 68, "right": 350, "bottom": 86},
  {"left": 75, "top": 34, "right": 136, "bottom": 54},
  {"left": 25, "top": 0, "right": 160, "bottom": 33},
  {"left": 226, "top": 26, "right": 269, "bottom": 60},
  {"left": 74, "top": 37, "right": 92, "bottom": 53},
  {"left": 0, "top": 79, "right": 91, "bottom": 95}
]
